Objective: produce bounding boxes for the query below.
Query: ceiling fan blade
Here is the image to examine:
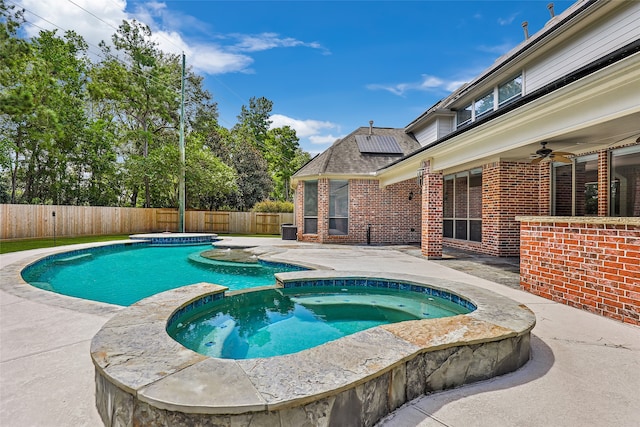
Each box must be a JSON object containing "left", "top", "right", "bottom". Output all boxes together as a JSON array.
[
  {"left": 531, "top": 156, "right": 544, "bottom": 164},
  {"left": 552, "top": 151, "right": 574, "bottom": 156},
  {"left": 553, "top": 155, "right": 572, "bottom": 163}
]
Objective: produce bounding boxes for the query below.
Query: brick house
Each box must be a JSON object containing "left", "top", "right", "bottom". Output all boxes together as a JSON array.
[
  {"left": 292, "top": 0, "right": 639, "bottom": 324},
  {"left": 292, "top": 125, "right": 422, "bottom": 245}
]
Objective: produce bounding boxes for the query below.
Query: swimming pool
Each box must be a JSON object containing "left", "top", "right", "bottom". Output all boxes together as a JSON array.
[
  {"left": 21, "top": 243, "right": 304, "bottom": 306},
  {"left": 168, "top": 286, "right": 471, "bottom": 359}
]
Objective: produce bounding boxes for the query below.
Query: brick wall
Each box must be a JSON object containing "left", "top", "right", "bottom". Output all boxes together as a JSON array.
[
  {"left": 450, "top": 162, "right": 543, "bottom": 256},
  {"left": 296, "top": 178, "right": 421, "bottom": 245},
  {"left": 520, "top": 220, "right": 640, "bottom": 325}
]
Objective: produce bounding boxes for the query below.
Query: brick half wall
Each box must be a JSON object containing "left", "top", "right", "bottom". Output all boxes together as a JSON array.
[{"left": 519, "top": 217, "right": 640, "bottom": 325}]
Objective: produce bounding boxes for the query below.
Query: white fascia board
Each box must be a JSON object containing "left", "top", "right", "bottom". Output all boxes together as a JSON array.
[
  {"left": 380, "top": 52, "right": 640, "bottom": 181},
  {"left": 377, "top": 158, "right": 424, "bottom": 188},
  {"left": 292, "top": 173, "right": 378, "bottom": 186}
]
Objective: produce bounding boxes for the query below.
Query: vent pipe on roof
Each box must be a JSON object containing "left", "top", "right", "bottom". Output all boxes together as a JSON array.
[
  {"left": 369, "top": 120, "right": 374, "bottom": 135},
  {"left": 522, "top": 21, "right": 529, "bottom": 40},
  {"left": 547, "top": 3, "right": 555, "bottom": 18}
]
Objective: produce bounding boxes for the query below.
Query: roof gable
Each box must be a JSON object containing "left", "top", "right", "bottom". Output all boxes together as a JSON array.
[{"left": 293, "top": 127, "right": 419, "bottom": 178}]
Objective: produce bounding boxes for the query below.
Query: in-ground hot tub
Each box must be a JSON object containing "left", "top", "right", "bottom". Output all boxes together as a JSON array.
[
  {"left": 167, "top": 284, "right": 474, "bottom": 360},
  {"left": 91, "top": 271, "right": 535, "bottom": 426}
]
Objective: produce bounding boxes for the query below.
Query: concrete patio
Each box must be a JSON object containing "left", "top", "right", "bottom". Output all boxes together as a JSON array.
[{"left": 1, "top": 237, "right": 638, "bottom": 426}]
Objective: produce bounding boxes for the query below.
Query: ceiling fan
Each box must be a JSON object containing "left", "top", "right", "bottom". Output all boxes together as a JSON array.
[{"left": 530, "top": 141, "right": 574, "bottom": 164}]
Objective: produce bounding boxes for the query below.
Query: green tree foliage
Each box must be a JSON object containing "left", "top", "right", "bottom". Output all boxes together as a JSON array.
[
  {"left": 252, "top": 200, "right": 294, "bottom": 213},
  {"left": 90, "top": 20, "right": 180, "bottom": 207},
  {"left": 0, "top": 8, "right": 308, "bottom": 211},
  {"left": 264, "top": 126, "right": 311, "bottom": 201}
]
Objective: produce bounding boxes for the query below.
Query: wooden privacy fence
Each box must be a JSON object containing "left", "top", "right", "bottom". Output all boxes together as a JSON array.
[{"left": 0, "top": 204, "right": 294, "bottom": 240}]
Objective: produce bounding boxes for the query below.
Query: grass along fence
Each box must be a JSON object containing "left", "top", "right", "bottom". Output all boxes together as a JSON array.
[{"left": 0, "top": 204, "right": 294, "bottom": 240}]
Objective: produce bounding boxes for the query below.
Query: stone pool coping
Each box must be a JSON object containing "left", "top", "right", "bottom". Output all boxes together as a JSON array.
[{"left": 90, "top": 270, "right": 535, "bottom": 424}]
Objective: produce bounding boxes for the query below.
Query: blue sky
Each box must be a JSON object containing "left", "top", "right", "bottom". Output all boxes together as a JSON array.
[{"left": 17, "top": 0, "right": 573, "bottom": 154}]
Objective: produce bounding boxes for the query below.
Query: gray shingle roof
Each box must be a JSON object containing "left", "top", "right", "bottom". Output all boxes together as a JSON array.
[{"left": 293, "top": 127, "right": 420, "bottom": 178}]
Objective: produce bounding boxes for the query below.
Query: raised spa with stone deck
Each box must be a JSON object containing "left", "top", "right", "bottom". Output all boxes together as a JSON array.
[{"left": 91, "top": 270, "right": 535, "bottom": 426}]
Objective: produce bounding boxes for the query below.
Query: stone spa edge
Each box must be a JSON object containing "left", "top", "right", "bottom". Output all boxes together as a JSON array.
[{"left": 90, "top": 267, "right": 535, "bottom": 427}]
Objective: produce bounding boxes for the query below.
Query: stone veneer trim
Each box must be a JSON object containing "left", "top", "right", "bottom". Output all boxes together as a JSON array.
[{"left": 91, "top": 270, "right": 535, "bottom": 426}]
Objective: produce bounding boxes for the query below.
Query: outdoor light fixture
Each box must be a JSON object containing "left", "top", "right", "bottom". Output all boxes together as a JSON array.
[
  {"left": 416, "top": 168, "right": 426, "bottom": 188},
  {"left": 408, "top": 191, "right": 413, "bottom": 200}
]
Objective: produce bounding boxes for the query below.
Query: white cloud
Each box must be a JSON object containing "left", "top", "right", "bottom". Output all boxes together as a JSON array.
[
  {"left": 270, "top": 114, "right": 343, "bottom": 150},
  {"left": 231, "top": 32, "right": 328, "bottom": 54},
  {"left": 367, "top": 74, "right": 461, "bottom": 97},
  {"left": 309, "top": 134, "right": 342, "bottom": 145},
  {"left": 270, "top": 114, "right": 338, "bottom": 138},
  {"left": 15, "top": 0, "right": 327, "bottom": 76},
  {"left": 498, "top": 12, "right": 520, "bottom": 26},
  {"left": 445, "top": 80, "right": 468, "bottom": 92},
  {"left": 149, "top": 30, "right": 254, "bottom": 74},
  {"left": 18, "top": 0, "right": 127, "bottom": 48},
  {"left": 477, "top": 42, "right": 514, "bottom": 55}
]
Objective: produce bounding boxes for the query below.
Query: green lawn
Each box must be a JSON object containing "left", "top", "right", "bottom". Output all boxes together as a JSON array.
[
  {"left": 0, "top": 233, "right": 280, "bottom": 254},
  {"left": 0, "top": 235, "right": 131, "bottom": 254}
]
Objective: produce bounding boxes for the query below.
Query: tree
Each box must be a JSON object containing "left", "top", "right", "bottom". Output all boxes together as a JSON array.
[
  {"left": 264, "top": 126, "right": 310, "bottom": 201},
  {"left": 0, "top": 8, "right": 303, "bottom": 211},
  {"left": 209, "top": 126, "right": 272, "bottom": 211},
  {"left": 89, "top": 20, "right": 180, "bottom": 207},
  {"left": 233, "top": 96, "right": 273, "bottom": 151},
  {"left": 1, "top": 3, "right": 97, "bottom": 205},
  {"left": 185, "top": 135, "right": 237, "bottom": 210}
]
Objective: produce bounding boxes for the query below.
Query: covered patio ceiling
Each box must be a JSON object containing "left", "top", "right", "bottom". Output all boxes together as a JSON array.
[{"left": 498, "top": 112, "right": 640, "bottom": 163}]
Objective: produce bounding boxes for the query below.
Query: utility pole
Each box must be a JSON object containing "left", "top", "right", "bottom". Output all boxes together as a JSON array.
[{"left": 178, "top": 52, "right": 186, "bottom": 233}]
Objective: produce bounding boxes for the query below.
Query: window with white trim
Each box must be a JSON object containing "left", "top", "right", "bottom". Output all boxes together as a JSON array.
[
  {"left": 455, "top": 73, "right": 522, "bottom": 128},
  {"left": 498, "top": 75, "right": 522, "bottom": 106}
]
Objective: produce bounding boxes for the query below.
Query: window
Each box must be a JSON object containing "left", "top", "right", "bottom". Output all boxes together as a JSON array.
[
  {"left": 552, "top": 154, "right": 599, "bottom": 216},
  {"left": 610, "top": 146, "right": 640, "bottom": 217},
  {"left": 443, "top": 168, "right": 482, "bottom": 242},
  {"left": 455, "top": 73, "right": 523, "bottom": 129},
  {"left": 498, "top": 75, "right": 522, "bottom": 106},
  {"left": 474, "top": 91, "right": 494, "bottom": 118},
  {"left": 303, "top": 181, "right": 318, "bottom": 234},
  {"left": 456, "top": 104, "right": 472, "bottom": 127},
  {"left": 329, "top": 180, "right": 348, "bottom": 235},
  {"left": 575, "top": 155, "right": 598, "bottom": 216}
]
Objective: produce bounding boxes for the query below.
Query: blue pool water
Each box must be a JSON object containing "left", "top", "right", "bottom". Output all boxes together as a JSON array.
[
  {"left": 168, "top": 287, "right": 471, "bottom": 359},
  {"left": 21, "top": 244, "right": 303, "bottom": 306}
]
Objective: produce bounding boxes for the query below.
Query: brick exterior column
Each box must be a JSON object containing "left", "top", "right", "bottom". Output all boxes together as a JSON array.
[
  {"left": 294, "top": 182, "right": 304, "bottom": 240},
  {"left": 539, "top": 163, "right": 552, "bottom": 215},
  {"left": 317, "top": 178, "right": 329, "bottom": 243},
  {"left": 420, "top": 161, "right": 443, "bottom": 258},
  {"left": 597, "top": 149, "right": 609, "bottom": 216},
  {"left": 482, "top": 161, "right": 541, "bottom": 256}
]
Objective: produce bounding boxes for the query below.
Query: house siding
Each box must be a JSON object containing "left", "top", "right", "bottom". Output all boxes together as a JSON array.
[
  {"left": 525, "top": 1, "right": 640, "bottom": 93},
  {"left": 520, "top": 219, "right": 640, "bottom": 326},
  {"left": 414, "top": 122, "right": 438, "bottom": 147},
  {"left": 437, "top": 117, "right": 454, "bottom": 140}
]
